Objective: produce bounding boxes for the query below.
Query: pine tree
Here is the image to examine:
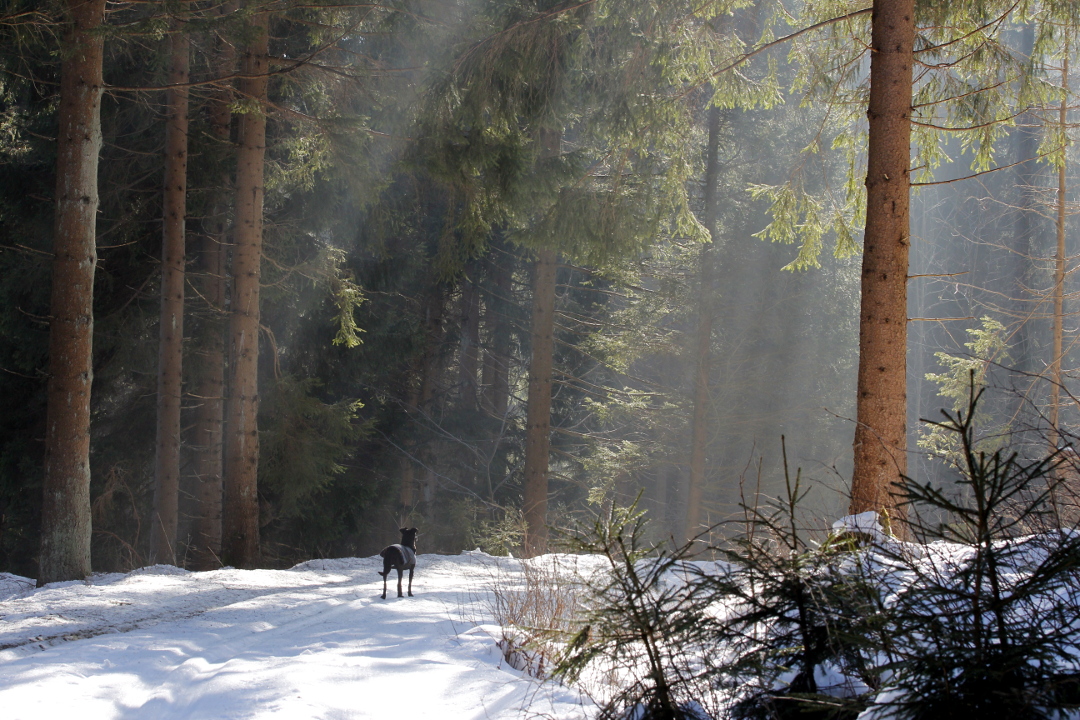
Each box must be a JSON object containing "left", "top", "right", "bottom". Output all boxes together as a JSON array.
[
  {"left": 150, "top": 11, "right": 190, "bottom": 566},
  {"left": 685, "top": 104, "right": 722, "bottom": 542},
  {"left": 38, "top": 0, "right": 107, "bottom": 585},
  {"left": 187, "top": 2, "right": 237, "bottom": 571},
  {"left": 1048, "top": 37, "right": 1069, "bottom": 449},
  {"left": 222, "top": 3, "right": 269, "bottom": 568},
  {"left": 848, "top": 0, "right": 915, "bottom": 525},
  {"left": 523, "top": 242, "right": 559, "bottom": 555}
]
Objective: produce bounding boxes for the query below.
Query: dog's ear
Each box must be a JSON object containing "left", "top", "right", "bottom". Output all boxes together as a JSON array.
[
  {"left": 399, "top": 527, "right": 409, "bottom": 533},
  {"left": 410, "top": 527, "right": 419, "bottom": 534}
]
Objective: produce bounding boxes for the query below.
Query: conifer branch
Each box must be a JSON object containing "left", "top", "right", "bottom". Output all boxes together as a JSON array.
[
  {"left": 912, "top": 1, "right": 1019, "bottom": 56},
  {"left": 910, "top": 110, "right": 1025, "bottom": 132},
  {"left": 911, "top": 144, "right": 1064, "bottom": 186},
  {"left": 689, "top": 6, "right": 872, "bottom": 96}
]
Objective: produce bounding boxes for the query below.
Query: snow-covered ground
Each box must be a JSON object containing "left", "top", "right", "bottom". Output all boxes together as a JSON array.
[{"left": 0, "top": 552, "right": 591, "bottom": 720}]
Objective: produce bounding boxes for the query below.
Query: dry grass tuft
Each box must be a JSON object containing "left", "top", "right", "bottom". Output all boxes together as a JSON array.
[{"left": 486, "top": 555, "right": 584, "bottom": 679}]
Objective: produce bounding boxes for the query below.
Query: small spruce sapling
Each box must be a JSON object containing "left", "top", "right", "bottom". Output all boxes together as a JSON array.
[
  {"left": 555, "top": 498, "right": 722, "bottom": 720},
  {"left": 717, "top": 440, "right": 876, "bottom": 720},
  {"left": 872, "top": 377, "right": 1080, "bottom": 720}
]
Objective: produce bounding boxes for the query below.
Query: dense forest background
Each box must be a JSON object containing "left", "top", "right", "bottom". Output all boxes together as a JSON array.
[{"left": 1, "top": 0, "right": 1076, "bottom": 578}]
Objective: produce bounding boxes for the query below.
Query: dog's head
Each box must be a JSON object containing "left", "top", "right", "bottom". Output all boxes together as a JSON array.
[{"left": 399, "top": 527, "right": 419, "bottom": 549}]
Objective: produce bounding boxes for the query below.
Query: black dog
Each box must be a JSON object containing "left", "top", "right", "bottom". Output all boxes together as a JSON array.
[{"left": 378, "top": 527, "right": 418, "bottom": 599}]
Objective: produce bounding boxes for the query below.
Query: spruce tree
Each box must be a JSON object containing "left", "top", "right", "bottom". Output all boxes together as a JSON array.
[
  {"left": 38, "top": 0, "right": 107, "bottom": 585},
  {"left": 848, "top": 0, "right": 915, "bottom": 525},
  {"left": 685, "top": 104, "right": 722, "bottom": 542},
  {"left": 222, "top": 3, "right": 269, "bottom": 569},
  {"left": 151, "top": 11, "right": 190, "bottom": 566},
  {"left": 187, "top": 1, "right": 237, "bottom": 571}
]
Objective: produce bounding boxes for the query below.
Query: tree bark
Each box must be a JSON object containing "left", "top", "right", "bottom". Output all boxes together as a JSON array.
[
  {"left": 849, "top": 0, "right": 914, "bottom": 526},
  {"left": 685, "top": 105, "right": 722, "bottom": 542},
  {"left": 482, "top": 242, "right": 513, "bottom": 421},
  {"left": 222, "top": 7, "right": 268, "bottom": 568},
  {"left": 399, "top": 285, "right": 445, "bottom": 511},
  {"left": 458, "top": 270, "right": 481, "bottom": 410},
  {"left": 38, "top": 0, "right": 106, "bottom": 586},
  {"left": 523, "top": 246, "right": 558, "bottom": 557},
  {"left": 522, "top": 128, "right": 562, "bottom": 557},
  {"left": 151, "top": 18, "right": 190, "bottom": 566},
  {"left": 188, "top": 10, "right": 236, "bottom": 571},
  {"left": 1011, "top": 22, "right": 1039, "bottom": 378},
  {"left": 1050, "top": 51, "right": 1068, "bottom": 447}
]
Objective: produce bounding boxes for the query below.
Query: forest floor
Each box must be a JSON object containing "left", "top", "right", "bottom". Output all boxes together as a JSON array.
[{"left": 0, "top": 552, "right": 590, "bottom": 720}]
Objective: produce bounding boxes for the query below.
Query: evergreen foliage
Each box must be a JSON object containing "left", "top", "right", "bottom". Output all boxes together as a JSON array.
[
  {"left": 553, "top": 387, "right": 1080, "bottom": 719},
  {"left": 0, "top": 0, "right": 1075, "bottom": 596},
  {"left": 556, "top": 500, "right": 724, "bottom": 720},
  {"left": 879, "top": 383, "right": 1080, "bottom": 720}
]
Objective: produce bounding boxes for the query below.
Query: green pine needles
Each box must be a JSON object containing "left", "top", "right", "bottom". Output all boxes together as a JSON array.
[{"left": 549, "top": 387, "right": 1080, "bottom": 720}]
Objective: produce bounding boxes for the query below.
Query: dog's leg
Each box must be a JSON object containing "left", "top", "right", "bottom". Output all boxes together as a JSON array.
[
  {"left": 407, "top": 566, "right": 414, "bottom": 596},
  {"left": 396, "top": 568, "right": 404, "bottom": 597},
  {"left": 379, "top": 556, "right": 392, "bottom": 599}
]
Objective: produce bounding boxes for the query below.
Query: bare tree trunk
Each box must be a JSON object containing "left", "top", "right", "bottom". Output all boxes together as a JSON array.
[
  {"left": 38, "top": 0, "right": 106, "bottom": 586},
  {"left": 523, "top": 248, "right": 556, "bottom": 556},
  {"left": 1012, "top": 22, "right": 1039, "bottom": 378},
  {"left": 222, "top": 7, "right": 268, "bottom": 568},
  {"left": 1050, "top": 51, "right": 1069, "bottom": 447},
  {"left": 849, "top": 0, "right": 914, "bottom": 527},
  {"left": 523, "top": 245, "right": 558, "bottom": 557},
  {"left": 685, "top": 105, "right": 722, "bottom": 542},
  {"left": 151, "top": 18, "right": 190, "bottom": 566},
  {"left": 400, "top": 286, "right": 445, "bottom": 512},
  {"left": 480, "top": 243, "right": 513, "bottom": 501},
  {"left": 188, "top": 12, "right": 236, "bottom": 571},
  {"left": 458, "top": 271, "right": 481, "bottom": 410},
  {"left": 522, "top": 128, "right": 562, "bottom": 557},
  {"left": 482, "top": 242, "right": 512, "bottom": 421}
]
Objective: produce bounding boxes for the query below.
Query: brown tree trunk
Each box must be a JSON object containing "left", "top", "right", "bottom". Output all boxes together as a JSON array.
[
  {"left": 458, "top": 271, "right": 481, "bottom": 410},
  {"left": 38, "top": 0, "right": 106, "bottom": 586},
  {"left": 188, "top": 12, "right": 236, "bottom": 571},
  {"left": 685, "top": 105, "right": 722, "bottom": 542},
  {"left": 480, "top": 244, "right": 513, "bottom": 500},
  {"left": 151, "top": 19, "right": 190, "bottom": 566},
  {"left": 1050, "top": 52, "right": 1069, "bottom": 447},
  {"left": 399, "top": 286, "right": 445, "bottom": 511},
  {"left": 523, "top": 246, "right": 558, "bottom": 557},
  {"left": 482, "top": 243, "right": 512, "bottom": 421},
  {"left": 222, "top": 7, "right": 268, "bottom": 568},
  {"left": 849, "top": 0, "right": 914, "bottom": 527},
  {"left": 522, "top": 128, "right": 562, "bottom": 557}
]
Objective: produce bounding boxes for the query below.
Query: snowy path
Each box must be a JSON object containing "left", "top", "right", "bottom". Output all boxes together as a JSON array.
[{"left": 0, "top": 554, "right": 590, "bottom": 720}]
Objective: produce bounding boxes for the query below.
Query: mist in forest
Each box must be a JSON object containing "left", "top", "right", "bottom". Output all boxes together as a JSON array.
[{"left": 0, "top": 1, "right": 1076, "bottom": 578}]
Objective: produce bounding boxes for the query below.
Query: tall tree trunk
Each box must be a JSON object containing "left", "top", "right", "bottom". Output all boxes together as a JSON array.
[
  {"left": 151, "top": 18, "right": 190, "bottom": 566},
  {"left": 222, "top": 7, "right": 268, "bottom": 568},
  {"left": 458, "top": 270, "right": 481, "bottom": 410},
  {"left": 400, "top": 286, "right": 445, "bottom": 511},
  {"left": 685, "top": 105, "right": 722, "bottom": 542},
  {"left": 38, "top": 0, "right": 106, "bottom": 586},
  {"left": 481, "top": 242, "right": 513, "bottom": 501},
  {"left": 1012, "top": 22, "right": 1039, "bottom": 378},
  {"left": 523, "top": 128, "right": 561, "bottom": 557},
  {"left": 482, "top": 242, "right": 512, "bottom": 421},
  {"left": 1050, "top": 50, "right": 1069, "bottom": 447},
  {"left": 849, "top": 0, "right": 914, "bottom": 527},
  {"left": 523, "top": 247, "right": 557, "bottom": 557},
  {"left": 188, "top": 12, "right": 236, "bottom": 571}
]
